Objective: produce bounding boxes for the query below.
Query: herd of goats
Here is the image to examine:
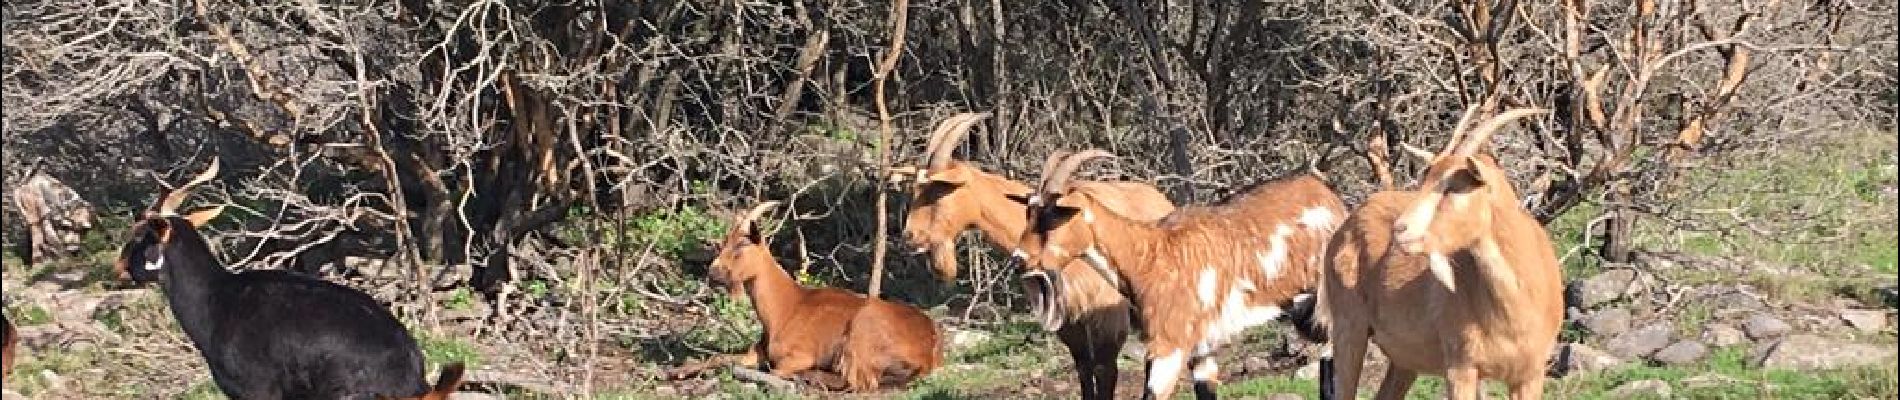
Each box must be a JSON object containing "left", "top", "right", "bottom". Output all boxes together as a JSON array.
[{"left": 0, "top": 105, "right": 1568, "bottom": 400}]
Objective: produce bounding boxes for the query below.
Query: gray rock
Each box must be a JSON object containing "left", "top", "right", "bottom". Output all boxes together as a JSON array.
[
  {"left": 1608, "top": 379, "right": 1674, "bottom": 398},
  {"left": 1559, "top": 343, "right": 1626, "bottom": 373},
  {"left": 1571, "top": 269, "right": 1652, "bottom": 308},
  {"left": 1743, "top": 315, "right": 1792, "bottom": 340},
  {"left": 1295, "top": 361, "right": 1321, "bottom": 380},
  {"left": 1701, "top": 323, "right": 1748, "bottom": 347},
  {"left": 1681, "top": 372, "right": 1742, "bottom": 389},
  {"left": 1604, "top": 324, "right": 1674, "bottom": 359},
  {"left": 1838, "top": 309, "right": 1888, "bottom": 332},
  {"left": 1581, "top": 308, "right": 1633, "bottom": 337},
  {"left": 1752, "top": 334, "right": 1899, "bottom": 370},
  {"left": 1652, "top": 340, "right": 1709, "bottom": 365}
]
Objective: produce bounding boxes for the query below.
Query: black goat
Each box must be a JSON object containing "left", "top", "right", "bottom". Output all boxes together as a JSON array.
[{"left": 114, "top": 158, "right": 443, "bottom": 399}]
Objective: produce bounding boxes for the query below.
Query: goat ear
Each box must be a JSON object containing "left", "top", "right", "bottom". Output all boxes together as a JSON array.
[
  {"left": 744, "top": 224, "right": 766, "bottom": 246},
  {"left": 1004, "top": 193, "right": 1032, "bottom": 206},
  {"left": 1454, "top": 157, "right": 1489, "bottom": 187},
  {"left": 924, "top": 165, "right": 972, "bottom": 185},
  {"left": 183, "top": 205, "right": 225, "bottom": 228},
  {"left": 1053, "top": 193, "right": 1090, "bottom": 209}
]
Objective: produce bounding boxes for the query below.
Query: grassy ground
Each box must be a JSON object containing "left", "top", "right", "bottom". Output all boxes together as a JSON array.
[{"left": 3, "top": 130, "right": 1895, "bottom": 398}]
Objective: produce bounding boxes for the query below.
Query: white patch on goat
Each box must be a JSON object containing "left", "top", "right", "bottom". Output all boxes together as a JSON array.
[
  {"left": 1259, "top": 225, "right": 1291, "bottom": 280},
  {"left": 143, "top": 257, "right": 165, "bottom": 271},
  {"left": 1428, "top": 252, "right": 1458, "bottom": 292},
  {"left": 1197, "top": 287, "right": 1286, "bottom": 353},
  {"left": 1082, "top": 247, "right": 1121, "bottom": 288},
  {"left": 1191, "top": 357, "right": 1220, "bottom": 382},
  {"left": 1299, "top": 206, "right": 1337, "bottom": 230},
  {"left": 1082, "top": 209, "right": 1095, "bottom": 223},
  {"left": 1197, "top": 267, "right": 1219, "bottom": 307},
  {"left": 1147, "top": 350, "right": 1186, "bottom": 396}
]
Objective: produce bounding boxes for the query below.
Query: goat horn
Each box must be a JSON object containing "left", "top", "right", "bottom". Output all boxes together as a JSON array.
[
  {"left": 1400, "top": 143, "right": 1437, "bottom": 162},
  {"left": 924, "top": 112, "right": 993, "bottom": 170},
  {"left": 736, "top": 201, "right": 782, "bottom": 236},
  {"left": 1450, "top": 108, "right": 1550, "bottom": 159},
  {"left": 1032, "top": 150, "right": 1074, "bottom": 198},
  {"left": 1442, "top": 104, "right": 1484, "bottom": 155},
  {"left": 157, "top": 157, "right": 221, "bottom": 216},
  {"left": 1044, "top": 149, "right": 1115, "bottom": 196}
]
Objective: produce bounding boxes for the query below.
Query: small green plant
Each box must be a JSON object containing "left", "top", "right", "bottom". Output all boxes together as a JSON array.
[
  {"left": 11, "top": 304, "right": 52, "bottom": 325},
  {"left": 414, "top": 331, "right": 483, "bottom": 368},
  {"left": 618, "top": 206, "right": 728, "bottom": 259},
  {"left": 445, "top": 287, "right": 475, "bottom": 311},
  {"left": 686, "top": 295, "right": 761, "bottom": 353}
]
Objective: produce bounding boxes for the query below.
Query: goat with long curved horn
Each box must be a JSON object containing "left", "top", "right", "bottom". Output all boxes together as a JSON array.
[
  {"left": 1448, "top": 108, "right": 1550, "bottom": 159},
  {"left": 737, "top": 201, "right": 782, "bottom": 237},
  {"left": 923, "top": 113, "right": 992, "bottom": 171}
]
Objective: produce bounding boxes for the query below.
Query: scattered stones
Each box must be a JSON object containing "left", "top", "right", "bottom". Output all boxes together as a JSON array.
[
  {"left": 1558, "top": 343, "right": 1626, "bottom": 373},
  {"left": 1607, "top": 379, "right": 1673, "bottom": 398},
  {"left": 1581, "top": 307, "right": 1633, "bottom": 337},
  {"left": 1752, "top": 334, "right": 1899, "bottom": 370},
  {"left": 1700, "top": 323, "right": 1748, "bottom": 347},
  {"left": 946, "top": 328, "right": 993, "bottom": 351},
  {"left": 1571, "top": 269, "right": 1653, "bottom": 308},
  {"left": 1604, "top": 324, "right": 1674, "bottom": 359},
  {"left": 1743, "top": 315, "right": 1792, "bottom": 340},
  {"left": 1652, "top": 340, "right": 1709, "bottom": 365},
  {"left": 1838, "top": 309, "right": 1889, "bottom": 332}
]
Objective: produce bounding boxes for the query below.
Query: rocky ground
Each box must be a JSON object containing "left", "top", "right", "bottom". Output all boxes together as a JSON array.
[{"left": 4, "top": 244, "right": 1896, "bottom": 399}]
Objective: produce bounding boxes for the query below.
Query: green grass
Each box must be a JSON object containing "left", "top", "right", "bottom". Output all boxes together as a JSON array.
[
  {"left": 1220, "top": 347, "right": 1899, "bottom": 399},
  {"left": 415, "top": 330, "right": 485, "bottom": 369}
]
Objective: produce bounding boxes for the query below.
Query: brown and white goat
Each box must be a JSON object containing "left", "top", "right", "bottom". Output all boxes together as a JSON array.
[
  {"left": 889, "top": 112, "right": 1177, "bottom": 399},
  {"left": 1317, "top": 108, "right": 1565, "bottom": 400},
  {"left": 1013, "top": 151, "right": 1346, "bottom": 400},
  {"left": 707, "top": 201, "right": 943, "bottom": 392}
]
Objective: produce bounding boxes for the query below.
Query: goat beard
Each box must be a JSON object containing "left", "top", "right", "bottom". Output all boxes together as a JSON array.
[
  {"left": 929, "top": 241, "right": 960, "bottom": 283},
  {"left": 1021, "top": 270, "right": 1066, "bottom": 332}
]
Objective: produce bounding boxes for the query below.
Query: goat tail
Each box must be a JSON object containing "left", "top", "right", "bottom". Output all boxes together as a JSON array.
[{"left": 838, "top": 341, "right": 879, "bottom": 392}]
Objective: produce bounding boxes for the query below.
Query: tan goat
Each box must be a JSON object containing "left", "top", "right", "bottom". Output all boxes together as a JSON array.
[
  {"left": 1013, "top": 151, "right": 1346, "bottom": 400},
  {"left": 707, "top": 201, "right": 943, "bottom": 392},
  {"left": 888, "top": 112, "right": 1177, "bottom": 399},
  {"left": 1317, "top": 108, "right": 1564, "bottom": 400}
]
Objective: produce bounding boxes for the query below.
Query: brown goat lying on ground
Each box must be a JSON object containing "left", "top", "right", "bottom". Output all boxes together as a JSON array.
[
  {"left": 1014, "top": 151, "right": 1346, "bottom": 400},
  {"left": 1317, "top": 107, "right": 1565, "bottom": 400},
  {"left": 707, "top": 201, "right": 943, "bottom": 392},
  {"left": 890, "top": 112, "right": 1177, "bottom": 399}
]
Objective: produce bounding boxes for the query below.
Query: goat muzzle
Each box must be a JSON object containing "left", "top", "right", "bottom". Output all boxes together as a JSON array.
[{"left": 1020, "top": 269, "right": 1066, "bottom": 332}]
